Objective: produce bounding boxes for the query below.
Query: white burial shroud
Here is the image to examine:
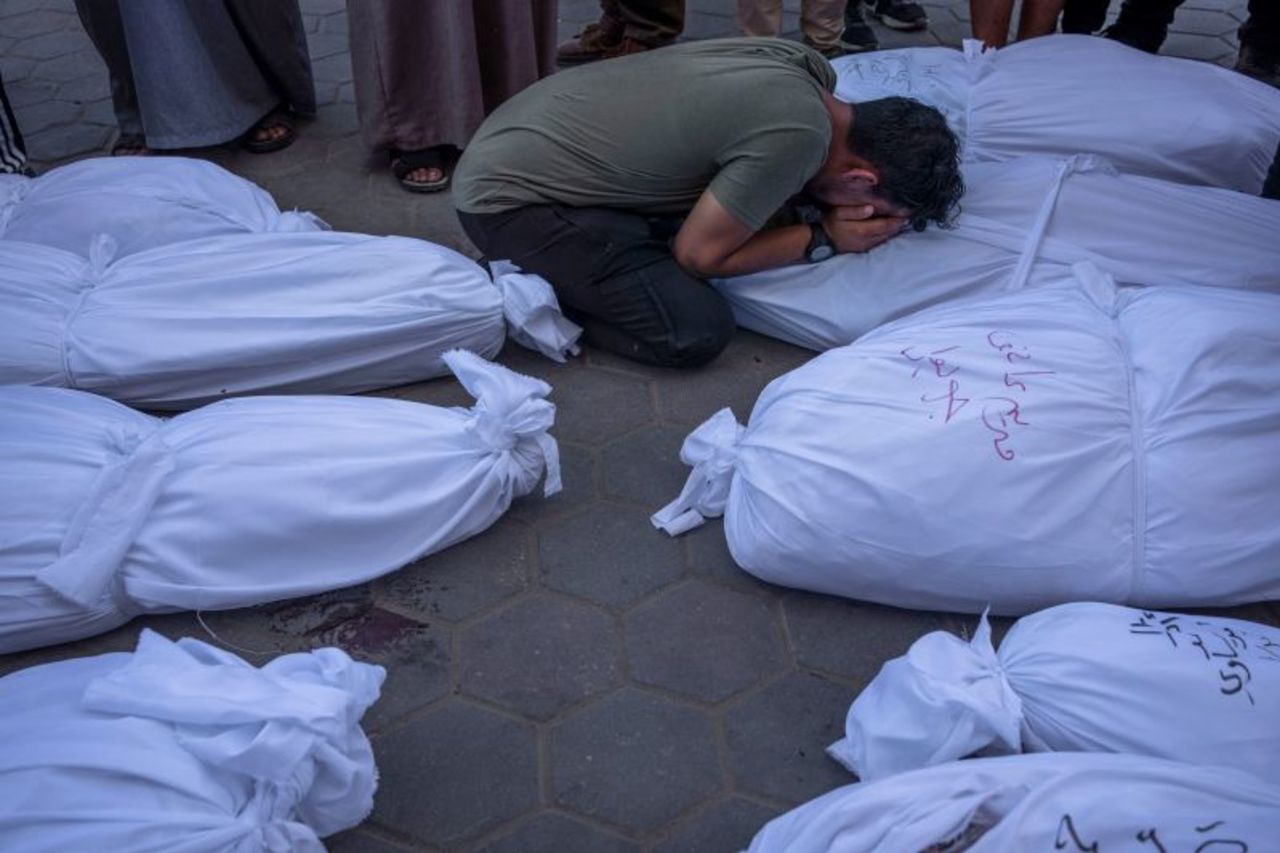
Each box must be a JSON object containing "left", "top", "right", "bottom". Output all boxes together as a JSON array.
[
  {"left": 0, "top": 629, "right": 383, "bottom": 852},
  {"left": 829, "top": 603, "right": 1280, "bottom": 785},
  {"left": 714, "top": 155, "right": 1280, "bottom": 351},
  {"left": 0, "top": 232, "right": 579, "bottom": 408},
  {"left": 745, "top": 752, "right": 1280, "bottom": 853},
  {"left": 0, "top": 156, "right": 327, "bottom": 258},
  {"left": 0, "top": 350, "right": 562, "bottom": 653},
  {"left": 831, "top": 34, "right": 1280, "bottom": 194},
  {"left": 654, "top": 264, "right": 1280, "bottom": 615}
]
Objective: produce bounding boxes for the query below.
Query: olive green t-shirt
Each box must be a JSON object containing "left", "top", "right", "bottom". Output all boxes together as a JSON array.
[{"left": 452, "top": 38, "right": 836, "bottom": 231}]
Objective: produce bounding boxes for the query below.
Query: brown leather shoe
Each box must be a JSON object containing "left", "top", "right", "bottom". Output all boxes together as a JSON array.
[{"left": 556, "top": 15, "right": 624, "bottom": 65}]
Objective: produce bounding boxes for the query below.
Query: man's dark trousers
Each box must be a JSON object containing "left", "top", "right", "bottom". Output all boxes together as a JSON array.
[{"left": 459, "top": 206, "right": 735, "bottom": 368}]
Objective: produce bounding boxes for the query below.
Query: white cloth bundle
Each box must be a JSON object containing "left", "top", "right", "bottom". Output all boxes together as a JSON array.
[
  {"left": 832, "top": 35, "right": 1280, "bottom": 194},
  {"left": 716, "top": 155, "right": 1280, "bottom": 351},
  {"left": 0, "top": 349, "right": 561, "bottom": 653},
  {"left": 0, "top": 156, "right": 326, "bottom": 258},
  {"left": 655, "top": 264, "right": 1280, "bottom": 615},
  {"left": 746, "top": 752, "right": 1280, "bottom": 853},
  {"left": 0, "top": 629, "right": 383, "bottom": 852},
  {"left": 0, "top": 233, "right": 580, "bottom": 408},
  {"left": 829, "top": 603, "right": 1280, "bottom": 786}
]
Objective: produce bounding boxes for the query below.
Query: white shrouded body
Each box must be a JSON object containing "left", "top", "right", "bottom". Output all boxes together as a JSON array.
[
  {"left": 0, "top": 630, "right": 383, "bottom": 852},
  {"left": 655, "top": 265, "right": 1280, "bottom": 615},
  {"left": 0, "top": 233, "right": 578, "bottom": 408},
  {"left": 746, "top": 752, "right": 1280, "bottom": 853},
  {"left": 0, "top": 156, "right": 326, "bottom": 258},
  {"left": 0, "top": 350, "right": 561, "bottom": 653},
  {"left": 829, "top": 603, "right": 1280, "bottom": 785},
  {"left": 715, "top": 156, "right": 1280, "bottom": 351},
  {"left": 832, "top": 35, "right": 1280, "bottom": 194}
]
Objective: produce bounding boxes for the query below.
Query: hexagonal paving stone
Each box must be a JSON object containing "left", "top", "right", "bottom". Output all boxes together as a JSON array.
[
  {"left": 376, "top": 518, "right": 531, "bottom": 624},
  {"left": 24, "top": 115, "right": 109, "bottom": 159},
  {"left": 476, "top": 812, "right": 640, "bottom": 853},
  {"left": 2, "top": 9, "right": 76, "bottom": 39},
  {"left": 373, "top": 699, "right": 538, "bottom": 847},
  {"left": 507, "top": 439, "right": 597, "bottom": 525},
  {"left": 1169, "top": 7, "right": 1241, "bottom": 35},
  {"left": 653, "top": 796, "right": 782, "bottom": 853},
  {"left": 652, "top": 332, "right": 809, "bottom": 428},
  {"left": 324, "top": 829, "right": 418, "bottom": 853},
  {"left": 460, "top": 593, "right": 621, "bottom": 721},
  {"left": 551, "top": 688, "right": 723, "bottom": 832},
  {"left": 536, "top": 362, "right": 656, "bottom": 447},
  {"left": 29, "top": 49, "right": 101, "bottom": 83},
  {"left": 782, "top": 591, "right": 958, "bottom": 685},
  {"left": 683, "top": 521, "right": 782, "bottom": 598},
  {"left": 625, "top": 580, "right": 787, "bottom": 704},
  {"left": 723, "top": 672, "right": 855, "bottom": 804},
  {"left": 10, "top": 28, "right": 90, "bottom": 60},
  {"left": 319, "top": 607, "right": 452, "bottom": 732},
  {"left": 539, "top": 503, "right": 684, "bottom": 608},
  {"left": 1162, "top": 31, "right": 1235, "bottom": 62},
  {"left": 600, "top": 424, "right": 692, "bottom": 510}
]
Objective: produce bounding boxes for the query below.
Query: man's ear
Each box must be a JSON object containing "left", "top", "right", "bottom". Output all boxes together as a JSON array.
[{"left": 842, "top": 166, "right": 879, "bottom": 188}]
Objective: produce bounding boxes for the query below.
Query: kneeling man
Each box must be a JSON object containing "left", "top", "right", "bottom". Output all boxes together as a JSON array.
[{"left": 453, "top": 38, "right": 962, "bottom": 368}]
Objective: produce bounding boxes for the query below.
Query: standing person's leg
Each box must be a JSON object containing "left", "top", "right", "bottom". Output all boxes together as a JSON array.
[
  {"left": 73, "top": 0, "right": 147, "bottom": 154},
  {"left": 1103, "top": 0, "right": 1186, "bottom": 53},
  {"left": 0, "top": 74, "right": 27, "bottom": 174},
  {"left": 1235, "top": 0, "right": 1280, "bottom": 84},
  {"left": 738, "top": 0, "right": 785, "bottom": 38},
  {"left": 800, "top": 0, "right": 848, "bottom": 56},
  {"left": 970, "top": 0, "right": 1015, "bottom": 47},
  {"left": 842, "top": 1, "right": 880, "bottom": 51},
  {"left": 348, "top": 0, "right": 484, "bottom": 192},
  {"left": 1061, "top": 0, "right": 1111, "bottom": 33},
  {"left": 459, "top": 206, "right": 735, "bottom": 368},
  {"left": 616, "top": 0, "right": 685, "bottom": 45},
  {"left": 1014, "top": 0, "right": 1065, "bottom": 40}
]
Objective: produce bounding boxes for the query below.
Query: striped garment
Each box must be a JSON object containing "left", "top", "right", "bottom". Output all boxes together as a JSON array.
[{"left": 0, "top": 75, "right": 27, "bottom": 174}]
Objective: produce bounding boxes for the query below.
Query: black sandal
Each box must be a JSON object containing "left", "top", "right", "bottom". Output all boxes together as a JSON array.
[
  {"left": 242, "top": 110, "right": 296, "bottom": 154},
  {"left": 391, "top": 147, "right": 452, "bottom": 193}
]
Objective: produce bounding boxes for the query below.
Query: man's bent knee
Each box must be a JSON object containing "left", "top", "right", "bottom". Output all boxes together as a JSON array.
[{"left": 651, "top": 298, "right": 736, "bottom": 368}]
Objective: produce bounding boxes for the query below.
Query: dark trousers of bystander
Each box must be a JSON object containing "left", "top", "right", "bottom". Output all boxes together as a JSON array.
[{"left": 458, "top": 206, "right": 735, "bottom": 368}]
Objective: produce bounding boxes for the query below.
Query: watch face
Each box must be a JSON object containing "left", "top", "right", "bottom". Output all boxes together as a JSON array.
[{"left": 809, "top": 244, "right": 835, "bottom": 262}]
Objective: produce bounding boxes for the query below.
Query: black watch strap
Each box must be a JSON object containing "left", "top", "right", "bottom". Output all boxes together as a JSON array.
[{"left": 805, "top": 222, "right": 835, "bottom": 264}]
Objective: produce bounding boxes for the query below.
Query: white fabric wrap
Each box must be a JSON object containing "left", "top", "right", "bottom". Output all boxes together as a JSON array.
[
  {"left": 0, "top": 629, "right": 383, "bottom": 852},
  {"left": 828, "top": 611, "right": 1022, "bottom": 781},
  {"left": 0, "top": 231, "right": 517, "bottom": 408},
  {"left": 443, "top": 347, "right": 562, "bottom": 498},
  {"left": 0, "top": 156, "right": 327, "bottom": 259},
  {"left": 746, "top": 752, "right": 1280, "bottom": 853},
  {"left": 488, "top": 259, "right": 582, "bottom": 362},
  {"left": 0, "top": 351, "right": 561, "bottom": 653},
  {"left": 714, "top": 154, "right": 1280, "bottom": 352},
  {"left": 0, "top": 173, "right": 31, "bottom": 236},
  {"left": 832, "top": 34, "right": 1280, "bottom": 193},
  {"left": 651, "top": 407, "right": 744, "bottom": 536},
  {"left": 659, "top": 263, "right": 1280, "bottom": 614}
]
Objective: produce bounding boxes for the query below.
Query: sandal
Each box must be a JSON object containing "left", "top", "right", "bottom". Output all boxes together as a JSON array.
[
  {"left": 391, "top": 147, "right": 452, "bottom": 193},
  {"left": 242, "top": 110, "right": 296, "bottom": 154},
  {"left": 111, "top": 133, "right": 152, "bottom": 156}
]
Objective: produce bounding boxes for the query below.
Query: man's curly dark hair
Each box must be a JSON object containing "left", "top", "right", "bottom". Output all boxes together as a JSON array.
[{"left": 847, "top": 97, "right": 964, "bottom": 232}]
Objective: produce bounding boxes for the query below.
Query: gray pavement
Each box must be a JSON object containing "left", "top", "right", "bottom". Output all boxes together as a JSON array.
[{"left": 1, "top": 1, "right": 1276, "bottom": 851}]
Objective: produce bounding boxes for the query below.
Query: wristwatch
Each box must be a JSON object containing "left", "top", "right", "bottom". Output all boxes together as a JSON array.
[{"left": 805, "top": 222, "right": 835, "bottom": 264}]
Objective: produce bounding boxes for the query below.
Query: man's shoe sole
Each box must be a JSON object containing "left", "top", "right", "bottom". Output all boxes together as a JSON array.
[{"left": 874, "top": 13, "right": 928, "bottom": 31}]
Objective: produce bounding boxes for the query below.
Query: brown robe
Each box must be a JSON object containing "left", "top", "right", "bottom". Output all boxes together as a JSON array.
[{"left": 347, "top": 0, "right": 557, "bottom": 153}]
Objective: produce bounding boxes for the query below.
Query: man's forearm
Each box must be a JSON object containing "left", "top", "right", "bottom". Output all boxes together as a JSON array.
[{"left": 678, "top": 223, "right": 812, "bottom": 279}]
